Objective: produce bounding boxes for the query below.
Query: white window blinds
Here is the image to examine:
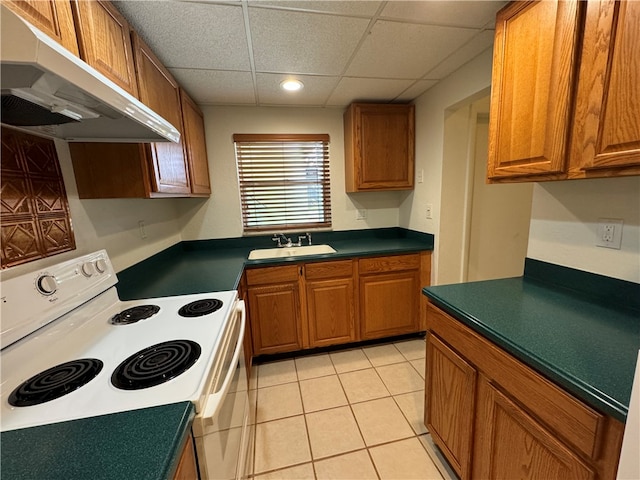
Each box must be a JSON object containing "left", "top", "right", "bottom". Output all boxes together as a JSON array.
[{"left": 234, "top": 134, "right": 331, "bottom": 232}]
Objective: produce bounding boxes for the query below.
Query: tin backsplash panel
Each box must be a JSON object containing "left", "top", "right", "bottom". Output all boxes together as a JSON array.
[{"left": 1, "top": 127, "right": 75, "bottom": 268}]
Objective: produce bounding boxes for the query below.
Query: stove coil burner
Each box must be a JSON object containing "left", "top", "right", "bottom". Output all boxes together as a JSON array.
[
  {"left": 178, "top": 298, "right": 223, "bottom": 317},
  {"left": 111, "top": 305, "right": 160, "bottom": 325},
  {"left": 8, "top": 359, "right": 103, "bottom": 407},
  {"left": 111, "top": 340, "right": 201, "bottom": 390}
]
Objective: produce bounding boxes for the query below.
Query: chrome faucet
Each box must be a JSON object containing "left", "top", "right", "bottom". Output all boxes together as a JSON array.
[
  {"left": 272, "top": 232, "right": 313, "bottom": 247},
  {"left": 272, "top": 233, "right": 292, "bottom": 247}
]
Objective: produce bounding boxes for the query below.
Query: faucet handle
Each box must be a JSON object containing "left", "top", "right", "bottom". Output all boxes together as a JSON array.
[
  {"left": 272, "top": 234, "right": 282, "bottom": 247},
  {"left": 307, "top": 233, "right": 312, "bottom": 245}
]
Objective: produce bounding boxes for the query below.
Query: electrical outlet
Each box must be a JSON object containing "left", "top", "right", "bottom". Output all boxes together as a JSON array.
[
  {"left": 356, "top": 209, "right": 367, "bottom": 220},
  {"left": 596, "top": 218, "right": 623, "bottom": 249},
  {"left": 425, "top": 204, "right": 433, "bottom": 219}
]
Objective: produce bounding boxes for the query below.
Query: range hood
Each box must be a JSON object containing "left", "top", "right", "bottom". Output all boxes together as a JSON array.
[{"left": 0, "top": 5, "right": 179, "bottom": 143}]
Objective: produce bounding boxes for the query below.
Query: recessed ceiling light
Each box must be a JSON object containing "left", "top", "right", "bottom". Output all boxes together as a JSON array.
[{"left": 280, "top": 79, "right": 304, "bottom": 92}]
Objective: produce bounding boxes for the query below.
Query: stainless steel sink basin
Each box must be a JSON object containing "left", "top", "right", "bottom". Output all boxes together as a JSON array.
[{"left": 248, "top": 244, "right": 336, "bottom": 260}]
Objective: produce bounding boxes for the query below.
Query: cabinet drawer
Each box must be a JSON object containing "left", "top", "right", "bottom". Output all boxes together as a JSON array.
[
  {"left": 359, "top": 253, "right": 420, "bottom": 274},
  {"left": 245, "top": 265, "right": 299, "bottom": 285},
  {"left": 305, "top": 260, "right": 353, "bottom": 280},
  {"left": 426, "top": 304, "right": 605, "bottom": 460}
]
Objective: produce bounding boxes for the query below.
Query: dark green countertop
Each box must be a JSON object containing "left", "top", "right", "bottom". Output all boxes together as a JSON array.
[
  {"left": 117, "top": 227, "right": 434, "bottom": 300},
  {"left": 423, "top": 259, "right": 640, "bottom": 423},
  {"left": 1, "top": 402, "right": 195, "bottom": 480}
]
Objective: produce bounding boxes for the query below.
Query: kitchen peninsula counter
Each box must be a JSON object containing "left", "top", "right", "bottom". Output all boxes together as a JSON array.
[
  {"left": 116, "top": 227, "right": 435, "bottom": 300},
  {"left": 1, "top": 402, "right": 194, "bottom": 480},
  {"left": 423, "top": 259, "right": 640, "bottom": 423}
]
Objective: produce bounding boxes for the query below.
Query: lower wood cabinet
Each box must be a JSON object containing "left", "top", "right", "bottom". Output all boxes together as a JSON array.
[
  {"left": 172, "top": 434, "right": 197, "bottom": 480},
  {"left": 425, "top": 334, "right": 476, "bottom": 480},
  {"left": 359, "top": 254, "right": 421, "bottom": 340},
  {"left": 474, "top": 378, "right": 595, "bottom": 480},
  {"left": 424, "top": 303, "right": 625, "bottom": 480},
  {"left": 305, "top": 260, "right": 357, "bottom": 348},
  {"left": 245, "top": 252, "right": 431, "bottom": 356},
  {"left": 245, "top": 265, "right": 302, "bottom": 356}
]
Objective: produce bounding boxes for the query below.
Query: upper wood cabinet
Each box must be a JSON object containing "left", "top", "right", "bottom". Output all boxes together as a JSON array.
[
  {"left": 4, "top": 0, "right": 79, "bottom": 55},
  {"left": 70, "top": 0, "right": 139, "bottom": 98},
  {"left": 344, "top": 103, "right": 415, "bottom": 192},
  {"left": 131, "top": 32, "right": 189, "bottom": 195},
  {"left": 488, "top": 0, "right": 581, "bottom": 180},
  {"left": 488, "top": 0, "right": 640, "bottom": 182},
  {"left": 569, "top": 0, "right": 640, "bottom": 176},
  {"left": 180, "top": 89, "right": 211, "bottom": 196}
]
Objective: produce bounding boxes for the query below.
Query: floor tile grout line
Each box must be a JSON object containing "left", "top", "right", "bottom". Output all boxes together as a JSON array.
[{"left": 253, "top": 339, "right": 438, "bottom": 479}]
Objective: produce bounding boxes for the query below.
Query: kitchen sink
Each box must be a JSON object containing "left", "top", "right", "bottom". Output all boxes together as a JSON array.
[{"left": 248, "top": 244, "right": 336, "bottom": 260}]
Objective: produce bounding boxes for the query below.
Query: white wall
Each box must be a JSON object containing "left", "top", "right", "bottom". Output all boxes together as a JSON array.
[
  {"left": 1, "top": 139, "right": 184, "bottom": 280},
  {"left": 402, "top": 48, "right": 494, "bottom": 284},
  {"left": 178, "top": 106, "right": 404, "bottom": 240},
  {"left": 527, "top": 176, "right": 640, "bottom": 283}
]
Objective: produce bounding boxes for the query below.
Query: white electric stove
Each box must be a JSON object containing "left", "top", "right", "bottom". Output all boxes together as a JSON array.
[{"left": 0, "top": 250, "right": 239, "bottom": 433}]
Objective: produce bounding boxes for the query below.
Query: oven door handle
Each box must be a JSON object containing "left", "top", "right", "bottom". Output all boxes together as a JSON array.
[{"left": 201, "top": 300, "right": 246, "bottom": 424}]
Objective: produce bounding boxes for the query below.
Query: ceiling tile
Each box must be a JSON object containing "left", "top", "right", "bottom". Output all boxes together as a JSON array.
[
  {"left": 256, "top": 73, "right": 338, "bottom": 106},
  {"left": 326, "top": 77, "right": 415, "bottom": 106},
  {"left": 380, "top": 1, "right": 507, "bottom": 29},
  {"left": 114, "top": 1, "right": 250, "bottom": 71},
  {"left": 249, "top": 8, "right": 370, "bottom": 75},
  {"left": 394, "top": 80, "right": 439, "bottom": 102},
  {"left": 346, "top": 20, "right": 478, "bottom": 79},
  {"left": 169, "top": 69, "right": 256, "bottom": 105},
  {"left": 424, "top": 30, "right": 495, "bottom": 79},
  {"left": 249, "top": 1, "right": 383, "bottom": 16}
]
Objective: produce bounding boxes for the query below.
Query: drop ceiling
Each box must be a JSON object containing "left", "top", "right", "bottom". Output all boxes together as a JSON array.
[{"left": 114, "top": 0, "right": 507, "bottom": 107}]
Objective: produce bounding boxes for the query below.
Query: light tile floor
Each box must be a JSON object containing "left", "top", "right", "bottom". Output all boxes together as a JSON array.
[{"left": 248, "top": 337, "right": 453, "bottom": 480}]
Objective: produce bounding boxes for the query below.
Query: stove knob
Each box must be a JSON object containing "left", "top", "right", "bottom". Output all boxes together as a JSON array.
[
  {"left": 94, "top": 259, "right": 107, "bottom": 274},
  {"left": 36, "top": 274, "right": 58, "bottom": 296},
  {"left": 81, "top": 262, "right": 96, "bottom": 277}
]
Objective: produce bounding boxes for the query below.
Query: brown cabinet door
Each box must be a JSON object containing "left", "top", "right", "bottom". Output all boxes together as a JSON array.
[
  {"left": 5, "top": 0, "right": 79, "bottom": 55},
  {"left": 425, "top": 334, "right": 476, "bottom": 480},
  {"left": 359, "top": 270, "right": 420, "bottom": 339},
  {"left": 344, "top": 103, "right": 415, "bottom": 192},
  {"left": 132, "top": 33, "right": 190, "bottom": 195},
  {"left": 570, "top": 0, "right": 640, "bottom": 175},
  {"left": 248, "top": 282, "right": 302, "bottom": 355},
  {"left": 180, "top": 89, "right": 211, "bottom": 195},
  {"left": 70, "top": 0, "right": 138, "bottom": 97},
  {"left": 306, "top": 277, "right": 357, "bottom": 348},
  {"left": 488, "top": 1, "right": 582, "bottom": 180},
  {"left": 473, "top": 378, "right": 595, "bottom": 480}
]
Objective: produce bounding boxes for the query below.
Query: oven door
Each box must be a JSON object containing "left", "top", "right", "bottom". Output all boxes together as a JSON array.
[{"left": 192, "top": 300, "right": 251, "bottom": 480}]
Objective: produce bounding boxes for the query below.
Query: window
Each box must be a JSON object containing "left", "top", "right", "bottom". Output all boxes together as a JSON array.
[{"left": 234, "top": 134, "right": 331, "bottom": 233}]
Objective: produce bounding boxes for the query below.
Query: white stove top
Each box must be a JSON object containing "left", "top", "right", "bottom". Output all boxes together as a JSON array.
[{"left": 0, "top": 251, "right": 238, "bottom": 432}]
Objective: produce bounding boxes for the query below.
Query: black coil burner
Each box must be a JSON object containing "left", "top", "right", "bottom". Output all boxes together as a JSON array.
[
  {"left": 8, "top": 359, "right": 103, "bottom": 407},
  {"left": 110, "top": 305, "right": 160, "bottom": 325},
  {"left": 111, "top": 340, "right": 201, "bottom": 390},
  {"left": 178, "top": 299, "right": 223, "bottom": 317}
]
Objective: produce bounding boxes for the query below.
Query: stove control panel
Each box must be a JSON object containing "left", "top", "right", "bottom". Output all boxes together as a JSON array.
[{"left": 0, "top": 250, "right": 117, "bottom": 350}]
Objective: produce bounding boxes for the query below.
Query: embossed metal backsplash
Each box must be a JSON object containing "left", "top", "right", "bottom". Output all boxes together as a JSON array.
[{"left": 1, "top": 127, "right": 76, "bottom": 268}]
